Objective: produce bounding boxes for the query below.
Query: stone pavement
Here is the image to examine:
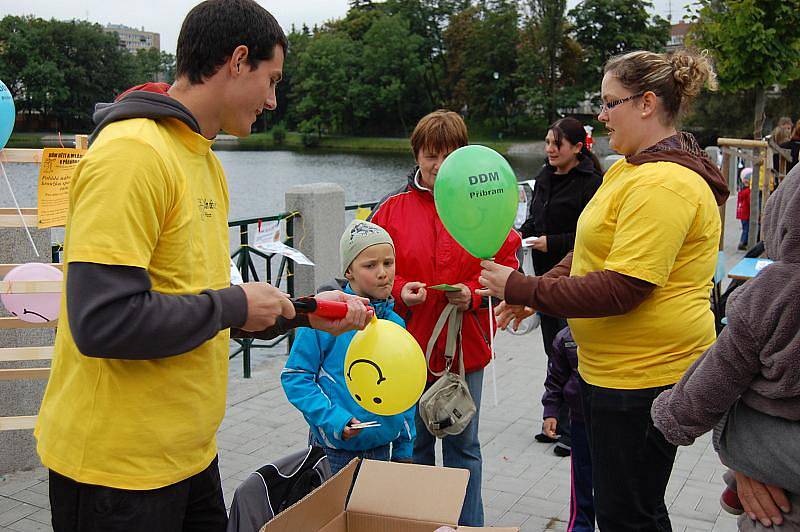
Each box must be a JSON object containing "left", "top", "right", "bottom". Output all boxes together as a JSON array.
[
  {"left": 0, "top": 195, "right": 748, "bottom": 531},
  {"left": 0, "top": 325, "right": 739, "bottom": 532}
]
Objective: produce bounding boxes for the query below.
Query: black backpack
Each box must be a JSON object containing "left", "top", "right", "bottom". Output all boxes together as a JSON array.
[{"left": 226, "top": 446, "right": 332, "bottom": 532}]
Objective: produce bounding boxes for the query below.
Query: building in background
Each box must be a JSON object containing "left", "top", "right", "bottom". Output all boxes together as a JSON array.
[
  {"left": 667, "top": 21, "right": 691, "bottom": 51},
  {"left": 104, "top": 24, "right": 160, "bottom": 52}
]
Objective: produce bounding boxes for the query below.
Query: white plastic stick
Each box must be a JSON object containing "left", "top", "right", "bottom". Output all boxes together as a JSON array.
[
  {"left": 489, "top": 294, "right": 498, "bottom": 407},
  {"left": 0, "top": 158, "right": 40, "bottom": 257}
]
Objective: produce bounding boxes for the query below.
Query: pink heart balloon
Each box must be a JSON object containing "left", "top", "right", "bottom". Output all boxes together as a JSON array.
[{"left": 1, "top": 263, "right": 63, "bottom": 323}]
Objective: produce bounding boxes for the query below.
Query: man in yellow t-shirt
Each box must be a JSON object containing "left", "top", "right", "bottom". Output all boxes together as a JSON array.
[{"left": 35, "top": 2, "right": 369, "bottom": 531}]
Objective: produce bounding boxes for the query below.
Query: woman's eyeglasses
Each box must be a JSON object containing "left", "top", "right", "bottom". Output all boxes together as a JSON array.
[{"left": 599, "top": 93, "right": 645, "bottom": 113}]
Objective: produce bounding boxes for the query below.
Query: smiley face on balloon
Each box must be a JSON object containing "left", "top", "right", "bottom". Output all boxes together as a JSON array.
[{"left": 344, "top": 317, "right": 426, "bottom": 416}]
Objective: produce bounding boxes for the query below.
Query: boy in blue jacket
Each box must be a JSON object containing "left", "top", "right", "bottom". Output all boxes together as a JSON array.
[{"left": 281, "top": 220, "right": 415, "bottom": 473}]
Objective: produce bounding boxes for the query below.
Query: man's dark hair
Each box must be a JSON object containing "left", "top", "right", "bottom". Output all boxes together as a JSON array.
[{"left": 176, "top": 0, "right": 288, "bottom": 84}]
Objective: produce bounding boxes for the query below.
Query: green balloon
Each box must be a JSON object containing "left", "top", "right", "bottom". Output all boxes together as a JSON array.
[{"left": 434, "top": 145, "right": 518, "bottom": 259}]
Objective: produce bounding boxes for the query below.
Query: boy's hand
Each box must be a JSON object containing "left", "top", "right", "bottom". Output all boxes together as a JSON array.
[
  {"left": 401, "top": 281, "right": 427, "bottom": 307},
  {"left": 239, "top": 282, "right": 295, "bottom": 331},
  {"left": 542, "top": 418, "right": 558, "bottom": 439},
  {"left": 343, "top": 418, "right": 362, "bottom": 440},
  {"left": 309, "top": 291, "right": 371, "bottom": 335},
  {"left": 445, "top": 283, "right": 472, "bottom": 311}
]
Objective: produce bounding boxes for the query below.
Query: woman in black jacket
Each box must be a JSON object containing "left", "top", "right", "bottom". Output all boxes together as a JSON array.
[{"left": 520, "top": 117, "right": 603, "bottom": 449}]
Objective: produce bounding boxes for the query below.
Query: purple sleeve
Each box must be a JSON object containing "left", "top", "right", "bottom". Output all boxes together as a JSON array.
[{"left": 542, "top": 338, "right": 571, "bottom": 419}]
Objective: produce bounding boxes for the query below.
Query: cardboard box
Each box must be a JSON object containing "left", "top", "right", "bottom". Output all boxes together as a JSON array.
[{"left": 260, "top": 458, "right": 519, "bottom": 532}]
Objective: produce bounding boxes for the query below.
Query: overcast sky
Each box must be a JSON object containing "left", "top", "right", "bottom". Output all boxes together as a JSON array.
[{"left": 3, "top": 0, "right": 690, "bottom": 54}]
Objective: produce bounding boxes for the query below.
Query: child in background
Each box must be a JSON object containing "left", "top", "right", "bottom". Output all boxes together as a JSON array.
[
  {"left": 652, "top": 166, "right": 800, "bottom": 530},
  {"left": 281, "top": 220, "right": 415, "bottom": 474},
  {"left": 542, "top": 327, "right": 595, "bottom": 532},
  {"left": 737, "top": 169, "right": 752, "bottom": 250}
]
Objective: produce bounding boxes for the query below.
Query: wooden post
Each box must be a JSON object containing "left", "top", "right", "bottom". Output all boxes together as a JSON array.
[
  {"left": 749, "top": 148, "right": 762, "bottom": 249},
  {"left": 720, "top": 149, "right": 731, "bottom": 251}
]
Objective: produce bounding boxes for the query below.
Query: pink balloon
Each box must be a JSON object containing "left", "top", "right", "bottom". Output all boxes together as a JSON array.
[{"left": 1, "top": 263, "right": 63, "bottom": 323}]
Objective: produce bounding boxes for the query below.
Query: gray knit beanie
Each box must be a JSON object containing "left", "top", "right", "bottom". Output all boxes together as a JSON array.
[{"left": 340, "top": 220, "right": 394, "bottom": 275}]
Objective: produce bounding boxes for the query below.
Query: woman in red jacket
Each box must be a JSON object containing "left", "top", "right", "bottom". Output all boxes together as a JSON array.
[{"left": 370, "top": 110, "right": 521, "bottom": 526}]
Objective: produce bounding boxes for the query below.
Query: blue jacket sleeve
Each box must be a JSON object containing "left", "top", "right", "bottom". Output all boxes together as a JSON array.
[
  {"left": 281, "top": 327, "right": 354, "bottom": 440},
  {"left": 393, "top": 405, "right": 416, "bottom": 460}
]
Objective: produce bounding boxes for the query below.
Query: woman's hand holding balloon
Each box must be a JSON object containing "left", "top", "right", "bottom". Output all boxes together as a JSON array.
[
  {"left": 494, "top": 301, "right": 534, "bottom": 330},
  {"left": 401, "top": 281, "right": 427, "bottom": 307},
  {"left": 476, "top": 260, "right": 515, "bottom": 299}
]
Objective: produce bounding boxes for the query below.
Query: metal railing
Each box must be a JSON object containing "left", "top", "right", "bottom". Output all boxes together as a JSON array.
[
  {"left": 229, "top": 211, "right": 298, "bottom": 378},
  {"left": 48, "top": 203, "right": 381, "bottom": 378},
  {"left": 344, "top": 201, "right": 378, "bottom": 214}
]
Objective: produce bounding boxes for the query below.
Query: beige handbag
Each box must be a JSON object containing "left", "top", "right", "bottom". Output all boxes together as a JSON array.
[{"left": 417, "top": 304, "right": 477, "bottom": 438}]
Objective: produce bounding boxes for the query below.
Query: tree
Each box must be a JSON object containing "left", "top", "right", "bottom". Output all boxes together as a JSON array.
[
  {"left": 0, "top": 16, "right": 137, "bottom": 130},
  {"left": 358, "top": 15, "right": 426, "bottom": 134},
  {"left": 569, "top": 0, "right": 670, "bottom": 94},
  {"left": 517, "top": 0, "right": 583, "bottom": 125},
  {"left": 385, "top": 0, "right": 468, "bottom": 105},
  {"left": 688, "top": 0, "right": 800, "bottom": 139},
  {"left": 443, "top": 0, "right": 520, "bottom": 133},
  {"left": 292, "top": 31, "right": 360, "bottom": 137}
]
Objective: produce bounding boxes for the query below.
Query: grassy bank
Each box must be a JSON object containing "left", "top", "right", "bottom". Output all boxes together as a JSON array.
[
  {"left": 8, "top": 131, "right": 516, "bottom": 155},
  {"left": 236, "top": 131, "right": 516, "bottom": 155},
  {"left": 6, "top": 133, "right": 47, "bottom": 149}
]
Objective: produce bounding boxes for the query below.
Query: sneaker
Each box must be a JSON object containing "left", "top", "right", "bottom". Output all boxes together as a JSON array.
[
  {"left": 535, "top": 432, "right": 558, "bottom": 443},
  {"left": 720, "top": 487, "right": 744, "bottom": 515},
  {"left": 553, "top": 442, "right": 571, "bottom": 457},
  {"left": 738, "top": 243, "right": 747, "bottom": 251}
]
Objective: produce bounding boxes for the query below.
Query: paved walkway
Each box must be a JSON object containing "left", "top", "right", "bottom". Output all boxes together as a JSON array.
[
  {"left": 0, "top": 328, "right": 741, "bottom": 531},
  {"left": 0, "top": 196, "right": 748, "bottom": 531}
]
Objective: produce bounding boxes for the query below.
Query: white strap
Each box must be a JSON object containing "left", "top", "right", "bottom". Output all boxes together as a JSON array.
[{"left": 424, "top": 304, "right": 465, "bottom": 378}]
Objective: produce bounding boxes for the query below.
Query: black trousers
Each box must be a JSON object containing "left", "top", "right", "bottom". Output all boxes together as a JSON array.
[
  {"left": 541, "top": 313, "right": 571, "bottom": 445},
  {"left": 580, "top": 377, "right": 677, "bottom": 532},
  {"left": 49, "top": 456, "right": 227, "bottom": 532}
]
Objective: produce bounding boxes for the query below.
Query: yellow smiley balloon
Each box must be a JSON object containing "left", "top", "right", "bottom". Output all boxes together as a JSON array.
[{"left": 344, "top": 317, "right": 427, "bottom": 416}]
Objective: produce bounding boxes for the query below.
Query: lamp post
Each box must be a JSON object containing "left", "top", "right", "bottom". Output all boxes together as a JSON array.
[{"left": 492, "top": 72, "right": 503, "bottom": 140}]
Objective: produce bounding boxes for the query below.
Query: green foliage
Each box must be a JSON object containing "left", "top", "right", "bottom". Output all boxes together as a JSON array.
[
  {"left": 0, "top": 15, "right": 174, "bottom": 131},
  {"left": 0, "top": 15, "right": 138, "bottom": 129},
  {"left": 688, "top": 0, "right": 800, "bottom": 138},
  {"left": 689, "top": 0, "right": 800, "bottom": 93},
  {"left": 443, "top": 1, "right": 520, "bottom": 134},
  {"left": 517, "top": 0, "right": 584, "bottom": 125},
  {"left": 271, "top": 123, "right": 287, "bottom": 145},
  {"left": 2, "top": 3, "right": 732, "bottom": 141},
  {"left": 299, "top": 118, "right": 321, "bottom": 147},
  {"left": 569, "top": 0, "right": 670, "bottom": 93}
]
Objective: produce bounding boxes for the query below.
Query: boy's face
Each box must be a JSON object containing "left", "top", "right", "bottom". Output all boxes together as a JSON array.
[
  {"left": 346, "top": 243, "right": 395, "bottom": 300},
  {"left": 221, "top": 44, "right": 284, "bottom": 137}
]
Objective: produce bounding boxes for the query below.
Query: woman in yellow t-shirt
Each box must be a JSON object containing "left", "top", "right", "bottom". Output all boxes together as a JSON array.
[{"left": 478, "top": 50, "right": 729, "bottom": 531}]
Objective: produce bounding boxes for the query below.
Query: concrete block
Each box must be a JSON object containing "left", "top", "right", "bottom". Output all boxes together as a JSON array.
[{"left": 284, "top": 183, "right": 345, "bottom": 296}]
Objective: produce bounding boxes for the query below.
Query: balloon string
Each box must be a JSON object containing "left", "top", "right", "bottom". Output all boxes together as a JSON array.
[
  {"left": 489, "top": 294, "right": 498, "bottom": 407},
  {"left": 0, "top": 157, "right": 40, "bottom": 257}
]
